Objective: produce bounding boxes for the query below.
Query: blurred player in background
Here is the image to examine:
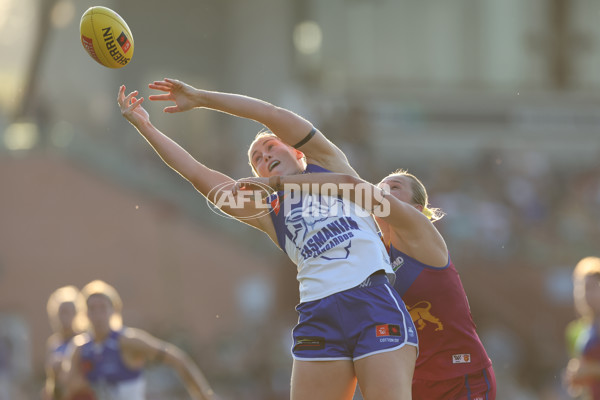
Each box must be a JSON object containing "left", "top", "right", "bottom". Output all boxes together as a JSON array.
[
  {"left": 63, "top": 280, "right": 215, "bottom": 400},
  {"left": 43, "top": 285, "right": 87, "bottom": 400},
  {"left": 565, "top": 256, "right": 600, "bottom": 399},
  {"left": 118, "top": 80, "right": 418, "bottom": 400},
  {"left": 234, "top": 169, "right": 496, "bottom": 399}
]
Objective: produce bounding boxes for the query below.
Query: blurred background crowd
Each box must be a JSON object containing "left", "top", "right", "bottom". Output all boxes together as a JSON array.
[{"left": 1, "top": 0, "right": 599, "bottom": 398}]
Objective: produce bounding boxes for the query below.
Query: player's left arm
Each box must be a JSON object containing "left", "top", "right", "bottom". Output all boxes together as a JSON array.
[
  {"left": 148, "top": 79, "right": 358, "bottom": 176},
  {"left": 121, "top": 328, "right": 216, "bottom": 400}
]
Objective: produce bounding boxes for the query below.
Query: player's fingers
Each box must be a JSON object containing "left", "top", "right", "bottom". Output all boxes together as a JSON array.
[
  {"left": 148, "top": 82, "right": 172, "bottom": 92},
  {"left": 231, "top": 183, "right": 240, "bottom": 197},
  {"left": 148, "top": 94, "right": 172, "bottom": 102},
  {"left": 163, "top": 106, "right": 180, "bottom": 113},
  {"left": 126, "top": 97, "right": 144, "bottom": 112},
  {"left": 117, "top": 85, "right": 126, "bottom": 105},
  {"left": 123, "top": 90, "right": 139, "bottom": 106},
  {"left": 164, "top": 78, "right": 180, "bottom": 86}
]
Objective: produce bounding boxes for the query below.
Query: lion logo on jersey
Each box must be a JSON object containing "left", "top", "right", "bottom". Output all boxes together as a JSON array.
[{"left": 408, "top": 301, "right": 444, "bottom": 331}]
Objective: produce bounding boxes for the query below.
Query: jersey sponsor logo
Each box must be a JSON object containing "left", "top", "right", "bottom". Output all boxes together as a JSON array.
[
  {"left": 407, "top": 301, "right": 444, "bottom": 332},
  {"left": 270, "top": 193, "right": 285, "bottom": 215},
  {"left": 452, "top": 353, "right": 471, "bottom": 364},
  {"left": 391, "top": 255, "right": 404, "bottom": 271},
  {"left": 376, "top": 324, "right": 401, "bottom": 337},
  {"left": 293, "top": 336, "right": 325, "bottom": 351}
]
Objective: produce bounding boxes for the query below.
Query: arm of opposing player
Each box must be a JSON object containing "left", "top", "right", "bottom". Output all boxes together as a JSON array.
[
  {"left": 264, "top": 173, "right": 447, "bottom": 261},
  {"left": 148, "top": 79, "right": 358, "bottom": 176}
]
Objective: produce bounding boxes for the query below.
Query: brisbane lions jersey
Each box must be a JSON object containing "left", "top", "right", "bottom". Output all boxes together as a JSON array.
[{"left": 390, "top": 245, "right": 491, "bottom": 380}]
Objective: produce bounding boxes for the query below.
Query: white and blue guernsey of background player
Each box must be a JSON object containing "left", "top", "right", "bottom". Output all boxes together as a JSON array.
[{"left": 267, "top": 164, "right": 418, "bottom": 361}]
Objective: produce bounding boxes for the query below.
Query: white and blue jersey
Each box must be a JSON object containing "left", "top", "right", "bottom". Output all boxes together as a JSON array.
[
  {"left": 79, "top": 330, "right": 145, "bottom": 400},
  {"left": 268, "top": 164, "right": 394, "bottom": 303},
  {"left": 267, "top": 164, "right": 418, "bottom": 360}
]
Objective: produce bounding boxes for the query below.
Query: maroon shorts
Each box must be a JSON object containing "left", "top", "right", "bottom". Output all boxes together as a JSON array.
[{"left": 412, "top": 365, "right": 496, "bottom": 400}]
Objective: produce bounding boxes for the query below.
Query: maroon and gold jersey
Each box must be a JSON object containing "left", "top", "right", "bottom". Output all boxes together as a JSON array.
[{"left": 390, "top": 245, "right": 492, "bottom": 380}]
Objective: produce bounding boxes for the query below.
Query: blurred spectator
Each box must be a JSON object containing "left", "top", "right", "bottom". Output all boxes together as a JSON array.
[
  {"left": 564, "top": 256, "right": 600, "bottom": 399},
  {"left": 43, "top": 285, "right": 87, "bottom": 400}
]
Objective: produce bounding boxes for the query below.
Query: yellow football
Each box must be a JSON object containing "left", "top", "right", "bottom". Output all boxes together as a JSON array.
[{"left": 80, "top": 6, "right": 134, "bottom": 68}]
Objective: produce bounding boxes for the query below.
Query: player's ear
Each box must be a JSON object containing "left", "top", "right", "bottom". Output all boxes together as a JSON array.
[{"left": 294, "top": 149, "right": 305, "bottom": 160}]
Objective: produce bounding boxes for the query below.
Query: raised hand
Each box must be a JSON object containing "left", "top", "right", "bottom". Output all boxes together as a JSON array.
[
  {"left": 118, "top": 85, "right": 149, "bottom": 127},
  {"left": 148, "top": 78, "right": 201, "bottom": 113},
  {"left": 231, "top": 177, "right": 271, "bottom": 197}
]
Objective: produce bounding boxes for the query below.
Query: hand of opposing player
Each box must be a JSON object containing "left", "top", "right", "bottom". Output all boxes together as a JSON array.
[
  {"left": 231, "top": 177, "right": 271, "bottom": 197},
  {"left": 148, "top": 78, "right": 201, "bottom": 113},
  {"left": 118, "top": 85, "right": 150, "bottom": 127}
]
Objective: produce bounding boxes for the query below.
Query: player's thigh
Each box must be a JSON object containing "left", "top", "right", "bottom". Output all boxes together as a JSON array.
[
  {"left": 291, "top": 359, "right": 357, "bottom": 400},
  {"left": 354, "top": 345, "right": 417, "bottom": 400}
]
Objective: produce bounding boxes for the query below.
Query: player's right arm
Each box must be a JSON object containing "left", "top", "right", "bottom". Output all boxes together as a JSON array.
[
  {"left": 120, "top": 328, "right": 216, "bottom": 400},
  {"left": 118, "top": 86, "right": 276, "bottom": 239},
  {"left": 147, "top": 79, "right": 358, "bottom": 177}
]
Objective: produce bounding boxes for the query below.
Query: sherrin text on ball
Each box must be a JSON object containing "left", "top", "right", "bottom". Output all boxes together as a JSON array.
[{"left": 80, "top": 6, "right": 134, "bottom": 68}]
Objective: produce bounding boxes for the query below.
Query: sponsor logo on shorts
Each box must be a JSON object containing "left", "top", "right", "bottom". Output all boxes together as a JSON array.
[
  {"left": 376, "top": 324, "right": 401, "bottom": 337},
  {"left": 452, "top": 353, "right": 471, "bottom": 364},
  {"left": 293, "top": 336, "right": 325, "bottom": 351}
]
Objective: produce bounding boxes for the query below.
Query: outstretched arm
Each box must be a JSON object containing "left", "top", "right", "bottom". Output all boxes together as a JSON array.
[
  {"left": 121, "top": 328, "right": 216, "bottom": 400},
  {"left": 236, "top": 173, "right": 410, "bottom": 223},
  {"left": 236, "top": 173, "right": 446, "bottom": 256},
  {"left": 147, "top": 79, "right": 358, "bottom": 176},
  {"left": 118, "top": 85, "right": 275, "bottom": 238}
]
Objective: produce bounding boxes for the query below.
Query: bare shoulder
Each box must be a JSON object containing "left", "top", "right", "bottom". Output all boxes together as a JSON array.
[
  {"left": 120, "top": 327, "right": 152, "bottom": 342},
  {"left": 300, "top": 129, "right": 359, "bottom": 177}
]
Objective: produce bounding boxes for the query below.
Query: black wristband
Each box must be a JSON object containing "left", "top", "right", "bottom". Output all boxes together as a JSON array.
[{"left": 292, "top": 127, "right": 316, "bottom": 149}]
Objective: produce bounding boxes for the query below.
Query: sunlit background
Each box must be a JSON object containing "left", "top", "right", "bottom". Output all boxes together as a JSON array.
[{"left": 1, "top": 0, "right": 600, "bottom": 398}]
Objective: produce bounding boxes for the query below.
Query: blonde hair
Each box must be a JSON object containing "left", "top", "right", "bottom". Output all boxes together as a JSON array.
[
  {"left": 46, "top": 285, "right": 88, "bottom": 333},
  {"left": 383, "top": 169, "right": 445, "bottom": 222},
  {"left": 80, "top": 280, "right": 123, "bottom": 331},
  {"left": 573, "top": 256, "right": 600, "bottom": 319}
]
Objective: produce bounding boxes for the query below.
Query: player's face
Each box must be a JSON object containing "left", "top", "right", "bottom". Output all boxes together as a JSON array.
[
  {"left": 87, "top": 294, "right": 113, "bottom": 332},
  {"left": 379, "top": 175, "right": 416, "bottom": 206},
  {"left": 249, "top": 137, "right": 304, "bottom": 177},
  {"left": 58, "top": 301, "right": 76, "bottom": 330},
  {"left": 584, "top": 275, "right": 600, "bottom": 315}
]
